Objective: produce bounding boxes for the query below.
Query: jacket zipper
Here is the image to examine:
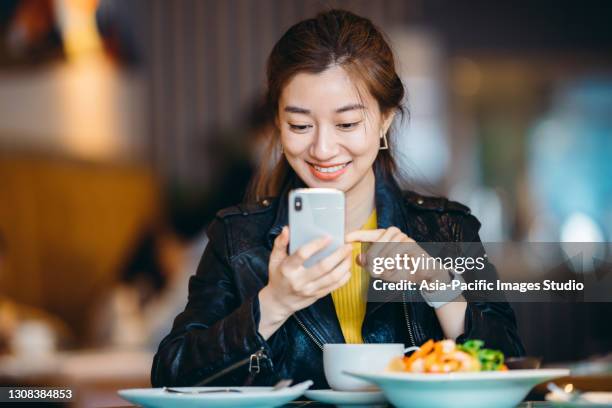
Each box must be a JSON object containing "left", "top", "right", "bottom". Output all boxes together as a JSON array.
[
  {"left": 195, "top": 347, "right": 269, "bottom": 386},
  {"left": 402, "top": 291, "right": 417, "bottom": 347},
  {"left": 292, "top": 315, "right": 324, "bottom": 351}
]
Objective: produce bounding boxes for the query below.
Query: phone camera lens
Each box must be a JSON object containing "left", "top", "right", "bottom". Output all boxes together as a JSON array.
[{"left": 294, "top": 197, "right": 302, "bottom": 211}]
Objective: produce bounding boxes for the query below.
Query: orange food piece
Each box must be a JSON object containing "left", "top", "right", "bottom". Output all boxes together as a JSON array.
[
  {"left": 423, "top": 352, "right": 436, "bottom": 371},
  {"left": 405, "top": 339, "right": 434, "bottom": 366},
  {"left": 387, "top": 356, "right": 407, "bottom": 372}
]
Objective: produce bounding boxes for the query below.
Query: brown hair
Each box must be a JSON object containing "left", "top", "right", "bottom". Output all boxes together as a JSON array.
[{"left": 247, "top": 9, "right": 406, "bottom": 201}]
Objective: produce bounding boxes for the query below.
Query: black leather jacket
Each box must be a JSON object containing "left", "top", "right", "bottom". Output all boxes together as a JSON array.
[{"left": 151, "top": 172, "right": 525, "bottom": 388}]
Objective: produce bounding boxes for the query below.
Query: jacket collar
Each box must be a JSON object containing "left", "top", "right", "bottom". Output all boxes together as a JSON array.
[
  {"left": 266, "top": 171, "right": 304, "bottom": 249},
  {"left": 366, "top": 164, "right": 410, "bottom": 316},
  {"left": 373, "top": 162, "right": 410, "bottom": 231}
]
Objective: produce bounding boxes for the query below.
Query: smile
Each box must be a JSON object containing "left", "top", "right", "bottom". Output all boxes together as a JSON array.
[
  {"left": 313, "top": 163, "right": 349, "bottom": 173},
  {"left": 308, "top": 161, "right": 351, "bottom": 181}
]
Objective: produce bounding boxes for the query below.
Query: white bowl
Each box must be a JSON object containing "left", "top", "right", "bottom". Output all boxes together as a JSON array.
[
  {"left": 344, "top": 368, "right": 570, "bottom": 408},
  {"left": 323, "top": 343, "right": 405, "bottom": 391}
]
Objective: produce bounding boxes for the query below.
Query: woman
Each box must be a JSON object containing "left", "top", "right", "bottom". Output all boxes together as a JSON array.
[{"left": 151, "top": 9, "right": 524, "bottom": 388}]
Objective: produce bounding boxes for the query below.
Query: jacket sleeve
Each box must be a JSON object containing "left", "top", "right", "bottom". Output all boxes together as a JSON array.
[
  {"left": 454, "top": 213, "right": 526, "bottom": 358},
  {"left": 150, "top": 218, "right": 278, "bottom": 387}
]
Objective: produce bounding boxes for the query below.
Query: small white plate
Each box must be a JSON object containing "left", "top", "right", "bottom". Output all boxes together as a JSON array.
[
  {"left": 118, "top": 380, "right": 313, "bottom": 408},
  {"left": 344, "top": 369, "right": 570, "bottom": 408},
  {"left": 304, "top": 389, "right": 387, "bottom": 408}
]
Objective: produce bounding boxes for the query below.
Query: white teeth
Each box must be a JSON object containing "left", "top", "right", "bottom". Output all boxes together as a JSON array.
[{"left": 313, "top": 163, "right": 348, "bottom": 173}]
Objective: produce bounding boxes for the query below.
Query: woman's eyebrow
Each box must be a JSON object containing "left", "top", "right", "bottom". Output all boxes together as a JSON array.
[
  {"left": 335, "top": 103, "right": 365, "bottom": 113},
  {"left": 284, "top": 105, "right": 310, "bottom": 114},
  {"left": 283, "top": 104, "right": 365, "bottom": 114}
]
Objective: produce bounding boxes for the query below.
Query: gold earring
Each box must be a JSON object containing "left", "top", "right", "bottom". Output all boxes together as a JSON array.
[{"left": 379, "top": 130, "right": 389, "bottom": 150}]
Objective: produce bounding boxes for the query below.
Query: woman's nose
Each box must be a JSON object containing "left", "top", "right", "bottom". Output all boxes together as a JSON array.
[{"left": 310, "top": 126, "right": 339, "bottom": 161}]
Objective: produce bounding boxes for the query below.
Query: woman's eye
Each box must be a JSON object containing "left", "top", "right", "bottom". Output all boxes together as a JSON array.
[
  {"left": 337, "top": 122, "right": 361, "bottom": 130},
  {"left": 288, "top": 124, "right": 312, "bottom": 132}
]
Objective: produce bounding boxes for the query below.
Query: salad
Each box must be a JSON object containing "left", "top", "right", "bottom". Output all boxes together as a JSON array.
[{"left": 387, "top": 339, "right": 507, "bottom": 373}]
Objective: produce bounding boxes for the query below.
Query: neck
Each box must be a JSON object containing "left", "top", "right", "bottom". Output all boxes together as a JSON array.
[{"left": 345, "top": 168, "right": 376, "bottom": 233}]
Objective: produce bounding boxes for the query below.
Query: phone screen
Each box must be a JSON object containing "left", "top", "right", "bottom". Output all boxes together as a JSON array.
[{"left": 288, "top": 188, "right": 345, "bottom": 268}]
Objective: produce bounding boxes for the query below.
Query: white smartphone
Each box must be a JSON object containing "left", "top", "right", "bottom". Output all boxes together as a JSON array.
[{"left": 288, "top": 188, "right": 345, "bottom": 268}]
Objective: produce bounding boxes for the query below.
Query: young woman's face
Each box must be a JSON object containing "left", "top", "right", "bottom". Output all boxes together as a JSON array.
[{"left": 278, "top": 65, "right": 393, "bottom": 193}]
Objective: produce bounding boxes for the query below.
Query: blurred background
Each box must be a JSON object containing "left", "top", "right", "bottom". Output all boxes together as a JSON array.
[{"left": 0, "top": 0, "right": 610, "bottom": 406}]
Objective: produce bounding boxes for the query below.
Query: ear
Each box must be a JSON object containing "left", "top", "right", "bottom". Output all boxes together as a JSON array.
[{"left": 381, "top": 109, "right": 397, "bottom": 135}]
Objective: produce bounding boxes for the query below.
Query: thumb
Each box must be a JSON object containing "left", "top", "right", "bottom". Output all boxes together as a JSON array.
[{"left": 269, "top": 226, "right": 289, "bottom": 269}]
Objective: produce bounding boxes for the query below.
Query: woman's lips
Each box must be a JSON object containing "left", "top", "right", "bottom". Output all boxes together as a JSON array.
[{"left": 308, "top": 161, "right": 351, "bottom": 181}]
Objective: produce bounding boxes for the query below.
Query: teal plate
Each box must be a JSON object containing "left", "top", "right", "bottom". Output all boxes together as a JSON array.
[{"left": 344, "top": 369, "right": 570, "bottom": 408}]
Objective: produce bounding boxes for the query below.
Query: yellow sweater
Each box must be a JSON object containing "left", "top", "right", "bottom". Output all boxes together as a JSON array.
[{"left": 331, "top": 210, "right": 377, "bottom": 344}]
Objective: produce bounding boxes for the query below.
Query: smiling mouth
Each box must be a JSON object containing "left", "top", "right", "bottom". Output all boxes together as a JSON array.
[
  {"left": 312, "top": 162, "right": 350, "bottom": 172},
  {"left": 307, "top": 161, "right": 351, "bottom": 180}
]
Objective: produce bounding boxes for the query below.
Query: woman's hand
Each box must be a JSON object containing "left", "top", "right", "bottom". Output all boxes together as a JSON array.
[
  {"left": 258, "top": 226, "right": 352, "bottom": 339},
  {"left": 346, "top": 227, "right": 467, "bottom": 339},
  {"left": 345, "top": 227, "right": 450, "bottom": 284}
]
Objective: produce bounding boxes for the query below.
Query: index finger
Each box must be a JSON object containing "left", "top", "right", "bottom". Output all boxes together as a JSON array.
[
  {"left": 269, "top": 226, "right": 290, "bottom": 267},
  {"left": 345, "top": 229, "right": 387, "bottom": 243},
  {"left": 287, "top": 235, "right": 332, "bottom": 266}
]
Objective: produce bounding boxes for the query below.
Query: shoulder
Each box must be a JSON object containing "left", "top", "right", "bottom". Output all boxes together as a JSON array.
[
  {"left": 215, "top": 197, "right": 277, "bottom": 219},
  {"left": 402, "top": 190, "right": 472, "bottom": 215},
  {"left": 401, "top": 190, "right": 481, "bottom": 240},
  {"left": 206, "top": 197, "right": 278, "bottom": 258}
]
